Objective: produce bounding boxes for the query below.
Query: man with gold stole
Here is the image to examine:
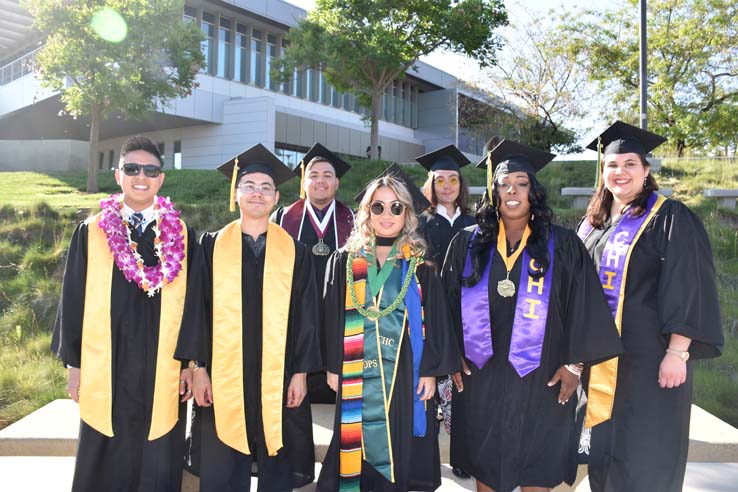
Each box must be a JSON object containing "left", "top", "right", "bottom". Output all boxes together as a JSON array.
[
  {"left": 52, "top": 135, "right": 195, "bottom": 492},
  {"left": 175, "top": 143, "right": 321, "bottom": 492}
]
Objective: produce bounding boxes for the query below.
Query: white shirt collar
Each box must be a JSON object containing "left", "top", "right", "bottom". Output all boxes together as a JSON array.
[
  {"left": 122, "top": 199, "right": 157, "bottom": 228},
  {"left": 435, "top": 205, "right": 461, "bottom": 226}
]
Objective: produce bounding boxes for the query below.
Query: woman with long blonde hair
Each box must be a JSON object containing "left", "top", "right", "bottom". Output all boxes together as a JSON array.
[{"left": 318, "top": 165, "right": 459, "bottom": 492}]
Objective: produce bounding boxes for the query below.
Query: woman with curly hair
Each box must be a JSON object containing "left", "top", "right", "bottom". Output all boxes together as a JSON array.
[
  {"left": 443, "top": 139, "right": 622, "bottom": 492},
  {"left": 317, "top": 164, "right": 459, "bottom": 492},
  {"left": 579, "top": 122, "right": 723, "bottom": 492}
]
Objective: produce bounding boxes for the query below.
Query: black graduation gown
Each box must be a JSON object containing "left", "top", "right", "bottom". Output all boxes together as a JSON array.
[
  {"left": 442, "top": 225, "right": 623, "bottom": 492},
  {"left": 174, "top": 230, "right": 321, "bottom": 492},
  {"left": 317, "top": 251, "right": 460, "bottom": 492},
  {"left": 271, "top": 205, "right": 347, "bottom": 404},
  {"left": 51, "top": 220, "right": 196, "bottom": 492},
  {"left": 419, "top": 210, "right": 476, "bottom": 269},
  {"left": 581, "top": 199, "right": 723, "bottom": 492}
]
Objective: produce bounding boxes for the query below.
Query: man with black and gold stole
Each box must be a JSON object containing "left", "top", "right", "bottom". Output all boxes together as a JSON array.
[
  {"left": 175, "top": 143, "right": 321, "bottom": 492},
  {"left": 52, "top": 135, "right": 195, "bottom": 492}
]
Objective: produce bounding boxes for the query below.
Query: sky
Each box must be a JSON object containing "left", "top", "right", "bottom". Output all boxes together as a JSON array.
[{"left": 283, "top": 0, "right": 632, "bottom": 154}]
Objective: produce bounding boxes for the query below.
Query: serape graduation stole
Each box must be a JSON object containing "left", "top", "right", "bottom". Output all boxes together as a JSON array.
[
  {"left": 578, "top": 192, "right": 666, "bottom": 428},
  {"left": 339, "top": 253, "right": 426, "bottom": 491}
]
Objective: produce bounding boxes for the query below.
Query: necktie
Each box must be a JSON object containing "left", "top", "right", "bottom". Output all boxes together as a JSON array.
[{"left": 130, "top": 212, "right": 145, "bottom": 237}]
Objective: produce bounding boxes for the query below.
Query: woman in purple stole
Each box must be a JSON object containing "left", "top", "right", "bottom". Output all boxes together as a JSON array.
[
  {"left": 579, "top": 121, "right": 723, "bottom": 492},
  {"left": 443, "top": 139, "right": 622, "bottom": 492}
]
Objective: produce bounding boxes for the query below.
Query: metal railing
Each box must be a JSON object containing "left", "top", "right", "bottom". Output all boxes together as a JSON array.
[{"left": 0, "top": 48, "right": 39, "bottom": 87}]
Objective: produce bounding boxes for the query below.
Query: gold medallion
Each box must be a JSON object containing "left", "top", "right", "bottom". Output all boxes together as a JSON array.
[
  {"left": 366, "top": 305, "right": 381, "bottom": 321},
  {"left": 497, "top": 278, "right": 516, "bottom": 298},
  {"left": 312, "top": 239, "right": 331, "bottom": 256}
]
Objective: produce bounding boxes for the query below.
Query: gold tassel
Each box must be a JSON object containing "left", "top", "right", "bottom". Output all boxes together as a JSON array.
[
  {"left": 299, "top": 160, "right": 305, "bottom": 200},
  {"left": 229, "top": 157, "right": 240, "bottom": 213},
  {"left": 595, "top": 136, "right": 602, "bottom": 189},
  {"left": 486, "top": 151, "right": 493, "bottom": 203}
]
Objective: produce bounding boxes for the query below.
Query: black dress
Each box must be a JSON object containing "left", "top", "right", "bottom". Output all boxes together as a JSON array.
[
  {"left": 174, "top": 230, "right": 321, "bottom": 492},
  {"left": 443, "top": 225, "right": 623, "bottom": 492},
  {"left": 52, "top": 221, "right": 196, "bottom": 492},
  {"left": 317, "top": 252, "right": 460, "bottom": 492},
  {"left": 581, "top": 199, "right": 723, "bottom": 492},
  {"left": 419, "top": 209, "right": 476, "bottom": 268}
]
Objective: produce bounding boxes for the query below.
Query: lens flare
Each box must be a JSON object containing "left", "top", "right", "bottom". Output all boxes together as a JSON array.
[{"left": 91, "top": 8, "right": 128, "bottom": 43}]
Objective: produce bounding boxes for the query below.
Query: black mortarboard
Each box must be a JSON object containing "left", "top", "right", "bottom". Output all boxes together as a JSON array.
[
  {"left": 586, "top": 120, "right": 667, "bottom": 157},
  {"left": 354, "top": 163, "right": 431, "bottom": 214},
  {"left": 295, "top": 142, "right": 351, "bottom": 179},
  {"left": 475, "top": 139, "right": 556, "bottom": 178},
  {"left": 415, "top": 144, "right": 471, "bottom": 172},
  {"left": 217, "top": 143, "right": 294, "bottom": 211}
]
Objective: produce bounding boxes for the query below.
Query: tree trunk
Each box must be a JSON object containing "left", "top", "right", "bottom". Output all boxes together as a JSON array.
[
  {"left": 370, "top": 91, "right": 382, "bottom": 160},
  {"left": 675, "top": 138, "right": 686, "bottom": 158},
  {"left": 86, "top": 103, "right": 101, "bottom": 193}
]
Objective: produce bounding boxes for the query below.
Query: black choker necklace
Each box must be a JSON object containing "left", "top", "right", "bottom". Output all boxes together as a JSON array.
[{"left": 375, "top": 236, "right": 398, "bottom": 246}]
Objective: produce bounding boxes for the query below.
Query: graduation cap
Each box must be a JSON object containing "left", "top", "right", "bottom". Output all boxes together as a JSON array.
[
  {"left": 415, "top": 144, "right": 471, "bottom": 172},
  {"left": 217, "top": 143, "right": 294, "bottom": 212},
  {"left": 586, "top": 120, "right": 667, "bottom": 157},
  {"left": 354, "top": 163, "right": 431, "bottom": 214},
  {"left": 475, "top": 139, "right": 556, "bottom": 201},
  {"left": 294, "top": 143, "right": 351, "bottom": 199}
]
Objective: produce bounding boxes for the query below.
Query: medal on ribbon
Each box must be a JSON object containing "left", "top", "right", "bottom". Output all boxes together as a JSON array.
[{"left": 306, "top": 201, "right": 335, "bottom": 256}]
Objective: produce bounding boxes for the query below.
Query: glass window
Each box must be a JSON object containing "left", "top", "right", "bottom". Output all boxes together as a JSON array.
[
  {"left": 217, "top": 18, "right": 232, "bottom": 78},
  {"left": 183, "top": 5, "right": 196, "bottom": 23},
  {"left": 251, "top": 29, "right": 264, "bottom": 86},
  {"left": 410, "top": 86, "right": 417, "bottom": 128},
  {"left": 293, "top": 68, "right": 304, "bottom": 98},
  {"left": 157, "top": 142, "right": 165, "bottom": 165},
  {"left": 280, "top": 40, "right": 289, "bottom": 93},
  {"left": 201, "top": 12, "right": 215, "bottom": 74},
  {"left": 383, "top": 86, "right": 390, "bottom": 121},
  {"left": 401, "top": 83, "right": 406, "bottom": 126},
  {"left": 275, "top": 146, "right": 306, "bottom": 170},
  {"left": 343, "top": 92, "right": 351, "bottom": 110},
  {"left": 174, "top": 140, "right": 182, "bottom": 169},
  {"left": 307, "top": 69, "right": 319, "bottom": 101},
  {"left": 393, "top": 80, "right": 399, "bottom": 123},
  {"left": 109, "top": 150, "right": 115, "bottom": 169},
  {"left": 98, "top": 151, "right": 104, "bottom": 170},
  {"left": 331, "top": 87, "right": 340, "bottom": 107},
  {"left": 266, "top": 34, "right": 278, "bottom": 91},
  {"left": 234, "top": 24, "right": 248, "bottom": 82}
]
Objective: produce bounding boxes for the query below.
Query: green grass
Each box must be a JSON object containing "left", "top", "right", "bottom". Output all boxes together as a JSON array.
[{"left": 0, "top": 158, "right": 736, "bottom": 429}]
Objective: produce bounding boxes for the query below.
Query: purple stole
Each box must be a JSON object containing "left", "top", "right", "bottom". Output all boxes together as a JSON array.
[
  {"left": 577, "top": 192, "right": 666, "bottom": 427},
  {"left": 279, "top": 199, "right": 353, "bottom": 249},
  {"left": 461, "top": 228, "right": 555, "bottom": 376}
]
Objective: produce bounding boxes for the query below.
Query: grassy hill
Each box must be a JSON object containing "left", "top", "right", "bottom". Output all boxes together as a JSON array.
[{"left": 0, "top": 157, "right": 736, "bottom": 429}]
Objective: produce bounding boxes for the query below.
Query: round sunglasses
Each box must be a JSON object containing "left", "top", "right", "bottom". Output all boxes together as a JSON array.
[
  {"left": 121, "top": 163, "right": 163, "bottom": 178},
  {"left": 370, "top": 200, "right": 405, "bottom": 216}
]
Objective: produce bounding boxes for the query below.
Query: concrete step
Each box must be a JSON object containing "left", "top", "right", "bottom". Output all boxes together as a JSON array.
[{"left": 2, "top": 458, "right": 737, "bottom": 492}]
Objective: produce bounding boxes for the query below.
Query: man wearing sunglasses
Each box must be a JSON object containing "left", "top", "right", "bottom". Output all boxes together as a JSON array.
[
  {"left": 175, "top": 143, "right": 320, "bottom": 492},
  {"left": 52, "top": 135, "right": 196, "bottom": 492}
]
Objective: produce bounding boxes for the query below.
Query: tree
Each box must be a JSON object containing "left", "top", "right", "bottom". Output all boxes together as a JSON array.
[
  {"left": 475, "top": 5, "right": 591, "bottom": 153},
  {"left": 24, "top": 0, "right": 204, "bottom": 192},
  {"left": 560, "top": 0, "right": 738, "bottom": 156},
  {"left": 278, "top": 0, "right": 508, "bottom": 160}
]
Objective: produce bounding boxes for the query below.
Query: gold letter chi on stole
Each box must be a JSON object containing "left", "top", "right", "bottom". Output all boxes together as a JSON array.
[
  {"left": 80, "top": 214, "right": 188, "bottom": 439},
  {"left": 577, "top": 192, "right": 666, "bottom": 428},
  {"left": 212, "top": 221, "right": 294, "bottom": 455}
]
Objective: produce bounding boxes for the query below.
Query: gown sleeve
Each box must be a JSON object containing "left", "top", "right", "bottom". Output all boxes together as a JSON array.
[
  {"left": 174, "top": 232, "right": 215, "bottom": 364},
  {"left": 656, "top": 201, "right": 723, "bottom": 359},
  {"left": 51, "top": 222, "right": 89, "bottom": 368},
  {"left": 322, "top": 251, "right": 346, "bottom": 375},
  {"left": 288, "top": 242, "right": 322, "bottom": 374},
  {"left": 441, "top": 229, "right": 473, "bottom": 360},
  {"left": 417, "top": 262, "right": 461, "bottom": 377},
  {"left": 558, "top": 227, "right": 623, "bottom": 365}
]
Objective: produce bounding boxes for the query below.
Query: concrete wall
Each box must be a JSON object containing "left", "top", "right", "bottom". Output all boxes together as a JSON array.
[
  {"left": 0, "top": 139, "right": 89, "bottom": 171},
  {"left": 416, "top": 89, "right": 457, "bottom": 151}
]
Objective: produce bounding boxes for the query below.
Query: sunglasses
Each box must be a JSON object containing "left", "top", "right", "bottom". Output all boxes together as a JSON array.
[
  {"left": 434, "top": 176, "right": 460, "bottom": 187},
  {"left": 370, "top": 201, "right": 405, "bottom": 216},
  {"left": 122, "top": 163, "right": 162, "bottom": 178}
]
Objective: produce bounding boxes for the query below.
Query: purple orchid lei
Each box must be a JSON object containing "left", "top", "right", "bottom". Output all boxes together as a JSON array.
[{"left": 98, "top": 194, "right": 186, "bottom": 297}]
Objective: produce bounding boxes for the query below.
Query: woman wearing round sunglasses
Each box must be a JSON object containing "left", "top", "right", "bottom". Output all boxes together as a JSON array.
[
  {"left": 443, "top": 139, "right": 621, "bottom": 492},
  {"left": 317, "top": 165, "right": 459, "bottom": 492}
]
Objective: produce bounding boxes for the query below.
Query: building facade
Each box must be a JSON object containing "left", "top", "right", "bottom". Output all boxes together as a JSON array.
[{"left": 0, "top": 0, "right": 495, "bottom": 171}]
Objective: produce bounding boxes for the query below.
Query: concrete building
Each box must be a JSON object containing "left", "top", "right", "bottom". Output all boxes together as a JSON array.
[{"left": 0, "top": 0, "right": 496, "bottom": 171}]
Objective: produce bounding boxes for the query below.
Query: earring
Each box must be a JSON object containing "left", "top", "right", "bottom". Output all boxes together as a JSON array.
[
  {"left": 531, "top": 213, "right": 535, "bottom": 221},
  {"left": 644, "top": 176, "right": 648, "bottom": 187}
]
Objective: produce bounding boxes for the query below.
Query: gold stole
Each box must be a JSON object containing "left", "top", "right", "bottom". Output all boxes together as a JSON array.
[
  {"left": 80, "top": 213, "right": 188, "bottom": 439},
  {"left": 211, "top": 220, "right": 295, "bottom": 456},
  {"left": 585, "top": 194, "right": 666, "bottom": 428}
]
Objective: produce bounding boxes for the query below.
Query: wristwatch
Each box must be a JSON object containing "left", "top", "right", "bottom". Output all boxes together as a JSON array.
[
  {"left": 189, "top": 360, "right": 207, "bottom": 371},
  {"left": 666, "top": 348, "right": 690, "bottom": 362}
]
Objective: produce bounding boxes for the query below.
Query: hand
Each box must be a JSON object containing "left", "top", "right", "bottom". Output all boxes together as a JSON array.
[
  {"left": 659, "top": 353, "right": 687, "bottom": 388},
  {"left": 326, "top": 371, "right": 339, "bottom": 392},
  {"left": 547, "top": 365, "right": 578, "bottom": 405},
  {"left": 67, "top": 367, "right": 80, "bottom": 403},
  {"left": 287, "top": 373, "right": 308, "bottom": 408},
  {"left": 180, "top": 367, "right": 194, "bottom": 402},
  {"left": 451, "top": 357, "right": 471, "bottom": 392},
  {"left": 416, "top": 376, "right": 436, "bottom": 401},
  {"left": 193, "top": 368, "right": 213, "bottom": 407}
]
